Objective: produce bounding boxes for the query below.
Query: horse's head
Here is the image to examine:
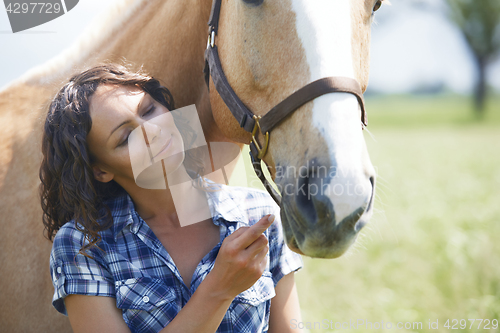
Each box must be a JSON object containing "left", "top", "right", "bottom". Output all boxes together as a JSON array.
[{"left": 208, "top": 0, "right": 382, "bottom": 258}]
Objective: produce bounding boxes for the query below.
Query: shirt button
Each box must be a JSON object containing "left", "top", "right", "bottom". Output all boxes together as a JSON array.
[
  {"left": 57, "top": 267, "right": 62, "bottom": 274},
  {"left": 142, "top": 296, "right": 150, "bottom": 303}
]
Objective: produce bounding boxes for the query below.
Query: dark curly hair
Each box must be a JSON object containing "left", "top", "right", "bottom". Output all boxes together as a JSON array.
[{"left": 39, "top": 63, "right": 203, "bottom": 254}]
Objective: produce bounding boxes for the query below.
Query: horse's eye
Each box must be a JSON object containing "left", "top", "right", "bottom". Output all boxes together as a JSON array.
[
  {"left": 242, "top": 0, "right": 263, "bottom": 6},
  {"left": 373, "top": 0, "right": 382, "bottom": 12}
]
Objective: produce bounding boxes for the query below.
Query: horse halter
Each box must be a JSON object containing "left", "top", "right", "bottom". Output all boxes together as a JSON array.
[{"left": 203, "top": 0, "right": 368, "bottom": 206}]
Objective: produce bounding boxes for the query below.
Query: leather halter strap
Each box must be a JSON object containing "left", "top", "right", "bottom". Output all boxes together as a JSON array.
[{"left": 204, "top": 0, "right": 368, "bottom": 205}]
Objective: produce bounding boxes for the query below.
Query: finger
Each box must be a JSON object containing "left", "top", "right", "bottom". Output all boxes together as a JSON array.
[
  {"left": 245, "top": 234, "right": 268, "bottom": 255},
  {"left": 258, "top": 252, "right": 268, "bottom": 273},
  {"left": 254, "top": 242, "right": 269, "bottom": 267},
  {"left": 245, "top": 241, "right": 268, "bottom": 277},
  {"left": 237, "top": 214, "right": 275, "bottom": 249},
  {"left": 228, "top": 226, "right": 249, "bottom": 240}
]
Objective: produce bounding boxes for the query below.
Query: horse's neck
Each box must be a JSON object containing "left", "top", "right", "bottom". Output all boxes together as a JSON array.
[
  {"left": 21, "top": 0, "right": 211, "bottom": 102},
  {"left": 98, "top": 0, "right": 212, "bottom": 106}
]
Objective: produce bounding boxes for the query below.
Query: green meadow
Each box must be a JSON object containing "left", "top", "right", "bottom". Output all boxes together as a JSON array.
[{"left": 239, "top": 94, "right": 500, "bottom": 332}]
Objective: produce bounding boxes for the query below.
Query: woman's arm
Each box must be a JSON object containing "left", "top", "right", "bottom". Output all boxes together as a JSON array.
[
  {"left": 65, "top": 295, "right": 131, "bottom": 333},
  {"left": 268, "top": 272, "right": 304, "bottom": 333},
  {"left": 65, "top": 214, "right": 275, "bottom": 333},
  {"left": 65, "top": 275, "right": 235, "bottom": 333}
]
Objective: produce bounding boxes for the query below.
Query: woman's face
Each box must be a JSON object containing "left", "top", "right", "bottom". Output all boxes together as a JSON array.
[{"left": 87, "top": 84, "right": 184, "bottom": 187}]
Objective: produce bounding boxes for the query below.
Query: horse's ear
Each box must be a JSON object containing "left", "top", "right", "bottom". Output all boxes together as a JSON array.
[{"left": 92, "top": 165, "right": 114, "bottom": 183}]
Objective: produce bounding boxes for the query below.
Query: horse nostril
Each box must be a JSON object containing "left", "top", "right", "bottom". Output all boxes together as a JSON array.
[
  {"left": 354, "top": 220, "right": 366, "bottom": 232},
  {"left": 295, "top": 167, "right": 334, "bottom": 223},
  {"left": 296, "top": 172, "right": 318, "bottom": 222},
  {"left": 366, "top": 175, "right": 375, "bottom": 213}
]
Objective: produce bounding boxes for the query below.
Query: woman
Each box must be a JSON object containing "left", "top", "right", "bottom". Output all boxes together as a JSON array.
[{"left": 39, "top": 64, "right": 303, "bottom": 333}]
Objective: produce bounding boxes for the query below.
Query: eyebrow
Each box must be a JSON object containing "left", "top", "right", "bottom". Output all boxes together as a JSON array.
[{"left": 107, "top": 93, "right": 149, "bottom": 141}]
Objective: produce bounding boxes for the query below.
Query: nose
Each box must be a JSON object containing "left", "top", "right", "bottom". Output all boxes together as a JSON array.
[
  {"left": 141, "top": 121, "right": 161, "bottom": 147},
  {"left": 295, "top": 165, "right": 373, "bottom": 230},
  {"left": 295, "top": 168, "right": 334, "bottom": 225}
]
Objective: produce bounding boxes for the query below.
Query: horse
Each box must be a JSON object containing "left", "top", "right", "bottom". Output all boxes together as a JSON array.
[{"left": 0, "top": 0, "right": 381, "bottom": 330}]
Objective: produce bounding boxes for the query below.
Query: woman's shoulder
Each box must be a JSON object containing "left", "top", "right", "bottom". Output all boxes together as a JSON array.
[
  {"left": 53, "top": 193, "right": 129, "bottom": 239},
  {"left": 52, "top": 221, "right": 99, "bottom": 256},
  {"left": 51, "top": 196, "right": 128, "bottom": 258},
  {"left": 52, "top": 220, "right": 85, "bottom": 246},
  {"left": 50, "top": 221, "right": 88, "bottom": 263}
]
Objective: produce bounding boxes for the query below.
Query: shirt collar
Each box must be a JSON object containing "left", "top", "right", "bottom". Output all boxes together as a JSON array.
[
  {"left": 111, "top": 194, "right": 138, "bottom": 241},
  {"left": 204, "top": 183, "right": 248, "bottom": 226}
]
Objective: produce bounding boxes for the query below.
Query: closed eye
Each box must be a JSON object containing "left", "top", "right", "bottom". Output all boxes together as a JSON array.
[
  {"left": 143, "top": 104, "right": 156, "bottom": 117},
  {"left": 117, "top": 102, "right": 159, "bottom": 148},
  {"left": 117, "top": 132, "right": 130, "bottom": 147}
]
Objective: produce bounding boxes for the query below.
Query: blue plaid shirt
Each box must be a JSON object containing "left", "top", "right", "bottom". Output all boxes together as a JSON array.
[{"left": 50, "top": 185, "right": 303, "bottom": 333}]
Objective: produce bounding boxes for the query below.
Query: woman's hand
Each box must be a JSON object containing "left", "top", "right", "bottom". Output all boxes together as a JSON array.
[{"left": 204, "top": 214, "right": 275, "bottom": 301}]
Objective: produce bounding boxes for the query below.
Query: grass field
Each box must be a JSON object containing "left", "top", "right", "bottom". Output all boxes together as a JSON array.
[{"left": 245, "top": 94, "right": 500, "bottom": 332}]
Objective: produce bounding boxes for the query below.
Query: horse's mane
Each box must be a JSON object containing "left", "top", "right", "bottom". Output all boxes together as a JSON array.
[{"left": 5, "top": 0, "right": 146, "bottom": 89}]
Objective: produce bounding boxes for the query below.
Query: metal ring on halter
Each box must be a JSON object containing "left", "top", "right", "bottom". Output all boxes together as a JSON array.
[
  {"left": 251, "top": 115, "right": 269, "bottom": 160},
  {"left": 207, "top": 29, "right": 216, "bottom": 49}
]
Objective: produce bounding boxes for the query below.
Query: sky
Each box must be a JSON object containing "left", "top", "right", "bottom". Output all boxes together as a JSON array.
[
  {"left": 0, "top": 0, "right": 499, "bottom": 94},
  {"left": 369, "top": 0, "right": 500, "bottom": 94}
]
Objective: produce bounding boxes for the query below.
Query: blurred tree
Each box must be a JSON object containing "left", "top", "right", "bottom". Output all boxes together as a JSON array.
[{"left": 445, "top": 0, "right": 500, "bottom": 115}]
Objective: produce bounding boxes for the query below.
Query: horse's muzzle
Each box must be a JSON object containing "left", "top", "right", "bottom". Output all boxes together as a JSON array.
[{"left": 278, "top": 166, "right": 375, "bottom": 258}]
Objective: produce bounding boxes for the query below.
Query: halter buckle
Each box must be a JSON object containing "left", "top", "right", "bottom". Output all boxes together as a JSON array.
[
  {"left": 207, "top": 29, "right": 216, "bottom": 49},
  {"left": 251, "top": 115, "right": 269, "bottom": 160}
]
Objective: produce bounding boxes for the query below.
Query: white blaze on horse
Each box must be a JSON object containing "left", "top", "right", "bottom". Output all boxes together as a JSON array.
[{"left": 0, "top": 0, "right": 383, "bottom": 330}]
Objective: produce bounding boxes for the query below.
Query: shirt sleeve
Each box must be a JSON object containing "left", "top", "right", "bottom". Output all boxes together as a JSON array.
[
  {"left": 50, "top": 222, "right": 115, "bottom": 315},
  {"left": 267, "top": 209, "right": 303, "bottom": 287}
]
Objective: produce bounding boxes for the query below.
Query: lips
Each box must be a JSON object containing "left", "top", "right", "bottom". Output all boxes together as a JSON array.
[{"left": 152, "top": 135, "right": 172, "bottom": 159}]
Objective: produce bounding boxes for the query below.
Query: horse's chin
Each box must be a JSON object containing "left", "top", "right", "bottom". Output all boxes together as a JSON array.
[
  {"left": 284, "top": 225, "right": 358, "bottom": 258},
  {"left": 287, "top": 237, "right": 305, "bottom": 255},
  {"left": 281, "top": 198, "right": 369, "bottom": 258}
]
